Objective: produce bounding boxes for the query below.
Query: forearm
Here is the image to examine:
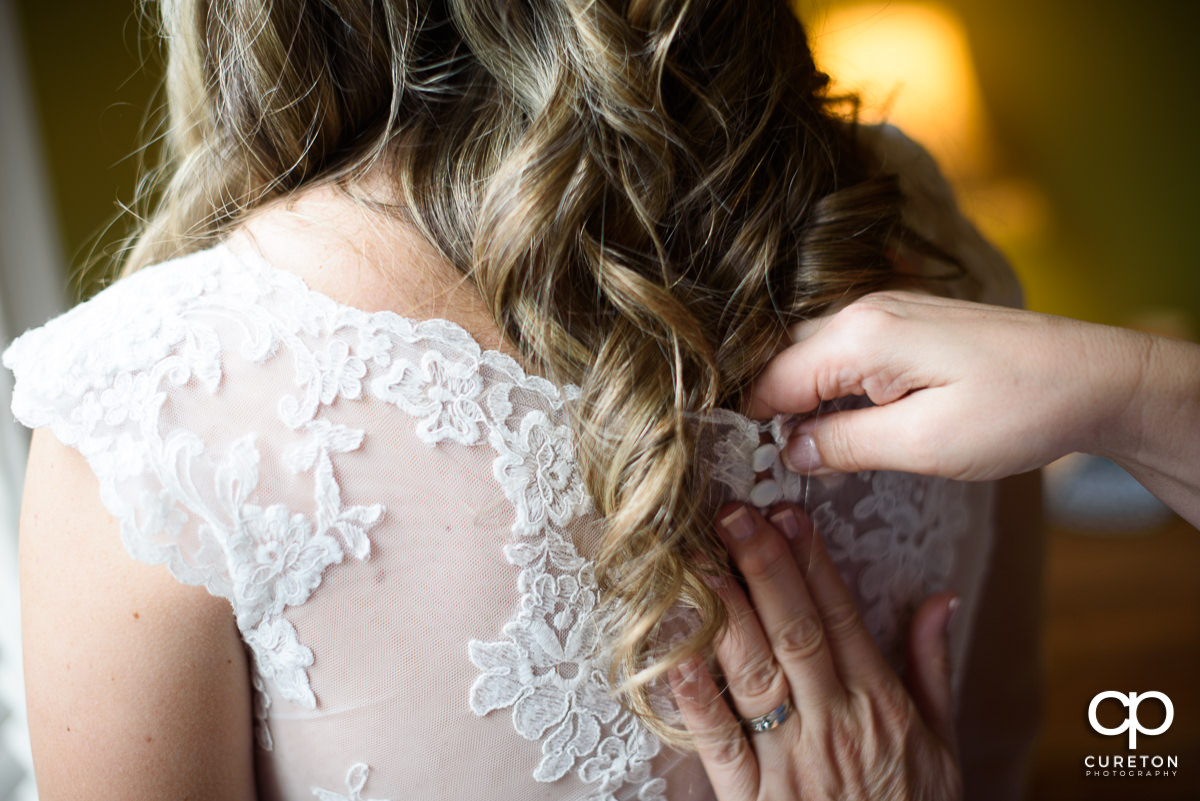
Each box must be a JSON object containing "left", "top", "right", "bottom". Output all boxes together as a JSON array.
[{"left": 1099, "top": 333, "right": 1200, "bottom": 528}]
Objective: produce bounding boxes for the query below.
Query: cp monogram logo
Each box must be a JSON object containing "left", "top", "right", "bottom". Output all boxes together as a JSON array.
[{"left": 1088, "top": 691, "right": 1174, "bottom": 749}]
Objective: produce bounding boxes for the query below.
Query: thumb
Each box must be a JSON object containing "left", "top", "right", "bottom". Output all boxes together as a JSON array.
[
  {"left": 906, "top": 592, "right": 959, "bottom": 753},
  {"left": 782, "top": 403, "right": 929, "bottom": 475}
]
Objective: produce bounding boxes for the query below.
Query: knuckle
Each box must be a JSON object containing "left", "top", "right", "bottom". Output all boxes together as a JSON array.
[
  {"left": 773, "top": 612, "right": 826, "bottom": 662},
  {"left": 822, "top": 602, "right": 865, "bottom": 643},
  {"left": 703, "top": 723, "right": 751, "bottom": 767},
  {"left": 825, "top": 713, "right": 867, "bottom": 768},
  {"left": 734, "top": 535, "right": 791, "bottom": 582},
  {"left": 838, "top": 299, "right": 895, "bottom": 342},
  {"left": 726, "top": 653, "right": 784, "bottom": 701},
  {"left": 833, "top": 325, "right": 875, "bottom": 368},
  {"left": 865, "top": 289, "right": 911, "bottom": 308},
  {"left": 872, "top": 681, "right": 917, "bottom": 731}
]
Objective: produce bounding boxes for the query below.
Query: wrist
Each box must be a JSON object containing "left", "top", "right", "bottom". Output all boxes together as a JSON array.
[
  {"left": 1093, "top": 330, "right": 1200, "bottom": 468},
  {"left": 1087, "top": 325, "right": 1157, "bottom": 463}
]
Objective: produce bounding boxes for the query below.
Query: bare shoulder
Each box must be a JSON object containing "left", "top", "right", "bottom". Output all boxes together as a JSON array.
[{"left": 19, "top": 427, "right": 256, "bottom": 800}]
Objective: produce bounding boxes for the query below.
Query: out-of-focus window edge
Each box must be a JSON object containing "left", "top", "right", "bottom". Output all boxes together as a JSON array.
[{"left": 1, "top": 0, "right": 69, "bottom": 797}]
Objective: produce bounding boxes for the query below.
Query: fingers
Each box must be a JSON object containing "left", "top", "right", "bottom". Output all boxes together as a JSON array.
[
  {"left": 784, "top": 389, "right": 1009, "bottom": 480},
  {"left": 779, "top": 505, "right": 896, "bottom": 690},
  {"left": 711, "top": 576, "right": 801, "bottom": 722},
  {"left": 719, "top": 504, "right": 898, "bottom": 695},
  {"left": 691, "top": 502, "right": 963, "bottom": 800},
  {"left": 745, "top": 336, "right": 845, "bottom": 419},
  {"left": 780, "top": 400, "right": 943, "bottom": 477},
  {"left": 906, "top": 593, "right": 960, "bottom": 752},
  {"left": 747, "top": 329, "right": 921, "bottom": 421},
  {"left": 748, "top": 293, "right": 931, "bottom": 419},
  {"left": 669, "top": 659, "right": 760, "bottom": 801},
  {"left": 715, "top": 505, "right": 845, "bottom": 714}
]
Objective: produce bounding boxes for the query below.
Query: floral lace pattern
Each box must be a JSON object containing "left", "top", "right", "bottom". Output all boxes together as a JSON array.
[
  {"left": 311, "top": 764, "right": 389, "bottom": 801},
  {"left": 3, "top": 242, "right": 983, "bottom": 799}
]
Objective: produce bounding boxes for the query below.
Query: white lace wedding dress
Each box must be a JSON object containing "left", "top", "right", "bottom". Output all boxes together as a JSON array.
[{"left": 3, "top": 126, "right": 1022, "bottom": 800}]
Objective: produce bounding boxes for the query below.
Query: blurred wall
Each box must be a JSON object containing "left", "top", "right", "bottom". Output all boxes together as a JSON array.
[
  {"left": 945, "top": 0, "right": 1200, "bottom": 328},
  {"left": 13, "top": 0, "right": 159, "bottom": 302}
]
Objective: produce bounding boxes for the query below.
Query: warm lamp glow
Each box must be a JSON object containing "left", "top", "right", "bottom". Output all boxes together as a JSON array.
[{"left": 809, "top": 2, "right": 988, "bottom": 176}]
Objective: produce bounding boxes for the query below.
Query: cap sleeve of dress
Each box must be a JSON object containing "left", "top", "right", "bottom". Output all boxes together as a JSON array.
[{"left": 2, "top": 250, "right": 252, "bottom": 598}]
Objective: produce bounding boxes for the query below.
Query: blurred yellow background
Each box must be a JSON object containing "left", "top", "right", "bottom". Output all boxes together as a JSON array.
[
  {"left": 799, "top": 0, "right": 1199, "bottom": 339},
  {"left": 13, "top": 0, "right": 1200, "bottom": 335}
]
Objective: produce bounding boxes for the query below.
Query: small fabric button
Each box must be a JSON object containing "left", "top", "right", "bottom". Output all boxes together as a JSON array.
[
  {"left": 751, "top": 443, "right": 779, "bottom": 473},
  {"left": 750, "top": 479, "right": 782, "bottom": 507}
]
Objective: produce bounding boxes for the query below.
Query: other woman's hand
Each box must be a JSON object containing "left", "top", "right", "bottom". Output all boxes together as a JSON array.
[
  {"left": 749, "top": 291, "right": 1200, "bottom": 527},
  {"left": 670, "top": 503, "right": 961, "bottom": 801},
  {"left": 750, "top": 291, "right": 1151, "bottom": 481}
]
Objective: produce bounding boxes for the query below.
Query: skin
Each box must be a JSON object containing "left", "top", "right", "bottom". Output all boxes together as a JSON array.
[
  {"left": 750, "top": 291, "right": 1200, "bottom": 528},
  {"left": 20, "top": 427, "right": 257, "bottom": 800},
  {"left": 691, "top": 287, "right": 1200, "bottom": 797},
  {"left": 673, "top": 503, "right": 962, "bottom": 801}
]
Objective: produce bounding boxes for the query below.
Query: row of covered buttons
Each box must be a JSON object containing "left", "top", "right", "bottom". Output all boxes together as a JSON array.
[{"left": 749, "top": 441, "right": 782, "bottom": 507}]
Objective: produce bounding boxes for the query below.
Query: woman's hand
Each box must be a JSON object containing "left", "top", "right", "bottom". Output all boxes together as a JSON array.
[
  {"left": 748, "top": 291, "right": 1200, "bottom": 527},
  {"left": 751, "top": 291, "right": 1148, "bottom": 481},
  {"left": 670, "top": 503, "right": 961, "bottom": 801}
]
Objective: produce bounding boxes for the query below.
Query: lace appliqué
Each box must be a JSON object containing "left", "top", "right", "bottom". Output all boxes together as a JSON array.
[
  {"left": 366, "top": 312, "right": 662, "bottom": 800},
  {"left": 240, "top": 250, "right": 962, "bottom": 799},
  {"left": 311, "top": 763, "right": 390, "bottom": 801},
  {"left": 469, "top": 512, "right": 664, "bottom": 801},
  {"left": 358, "top": 331, "right": 658, "bottom": 800}
]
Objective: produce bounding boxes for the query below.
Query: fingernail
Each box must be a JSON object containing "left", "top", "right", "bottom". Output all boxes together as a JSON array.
[
  {"left": 771, "top": 508, "right": 813, "bottom": 576},
  {"left": 769, "top": 507, "right": 802, "bottom": 540},
  {"left": 783, "top": 432, "right": 822, "bottom": 473},
  {"left": 702, "top": 571, "right": 728, "bottom": 589},
  {"left": 945, "top": 596, "right": 961, "bottom": 634},
  {"left": 719, "top": 506, "right": 755, "bottom": 541},
  {"left": 677, "top": 658, "right": 702, "bottom": 685},
  {"left": 667, "top": 667, "right": 696, "bottom": 701}
]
